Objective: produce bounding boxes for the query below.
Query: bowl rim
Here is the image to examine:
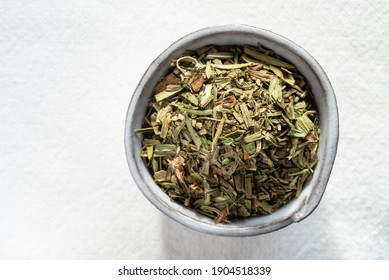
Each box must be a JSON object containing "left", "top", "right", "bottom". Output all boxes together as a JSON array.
[{"left": 124, "top": 24, "right": 339, "bottom": 236}]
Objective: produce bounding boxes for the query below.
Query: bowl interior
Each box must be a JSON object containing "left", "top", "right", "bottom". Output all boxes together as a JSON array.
[{"left": 125, "top": 25, "right": 338, "bottom": 236}]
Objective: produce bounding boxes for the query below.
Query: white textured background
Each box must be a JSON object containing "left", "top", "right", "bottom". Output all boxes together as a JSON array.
[{"left": 1, "top": 0, "right": 388, "bottom": 259}]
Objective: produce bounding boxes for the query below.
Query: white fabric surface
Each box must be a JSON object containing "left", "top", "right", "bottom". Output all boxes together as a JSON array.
[{"left": 1, "top": 0, "right": 388, "bottom": 259}]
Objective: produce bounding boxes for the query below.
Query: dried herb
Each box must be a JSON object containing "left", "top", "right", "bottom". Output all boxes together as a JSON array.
[{"left": 135, "top": 44, "right": 320, "bottom": 223}]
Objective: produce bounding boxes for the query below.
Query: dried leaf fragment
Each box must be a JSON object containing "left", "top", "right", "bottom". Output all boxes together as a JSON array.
[
  {"left": 155, "top": 73, "right": 181, "bottom": 93},
  {"left": 188, "top": 72, "right": 204, "bottom": 92},
  {"left": 170, "top": 156, "right": 186, "bottom": 183}
]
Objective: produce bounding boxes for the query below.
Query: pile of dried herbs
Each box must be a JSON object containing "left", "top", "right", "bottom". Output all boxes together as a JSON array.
[{"left": 135, "top": 45, "right": 319, "bottom": 223}]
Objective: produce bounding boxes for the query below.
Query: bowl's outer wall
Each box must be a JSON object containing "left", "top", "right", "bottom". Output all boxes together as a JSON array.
[{"left": 125, "top": 25, "right": 339, "bottom": 236}]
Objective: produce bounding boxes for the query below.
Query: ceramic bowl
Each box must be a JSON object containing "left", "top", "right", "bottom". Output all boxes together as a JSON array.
[{"left": 124, "top": 25, "right": 339, "bottom": 236}]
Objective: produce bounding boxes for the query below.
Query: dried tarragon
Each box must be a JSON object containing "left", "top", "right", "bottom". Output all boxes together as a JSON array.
[{"left": 135, "top": 45, "right": 320, "bottom": 223}]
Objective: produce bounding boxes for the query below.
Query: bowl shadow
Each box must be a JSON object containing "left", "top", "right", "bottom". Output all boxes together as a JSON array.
[{"left": 161, "top": 200, "right": 339, "bottom": 259}]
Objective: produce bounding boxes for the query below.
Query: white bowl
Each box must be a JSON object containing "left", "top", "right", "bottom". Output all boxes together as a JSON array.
[{"left": 124, "top": 25, "right": 339, "bottom": 236}]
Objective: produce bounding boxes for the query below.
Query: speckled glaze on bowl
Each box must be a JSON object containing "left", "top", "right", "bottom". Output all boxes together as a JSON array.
[{"left": 125, "top": 25, "right": 339, "bottom": 236}]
